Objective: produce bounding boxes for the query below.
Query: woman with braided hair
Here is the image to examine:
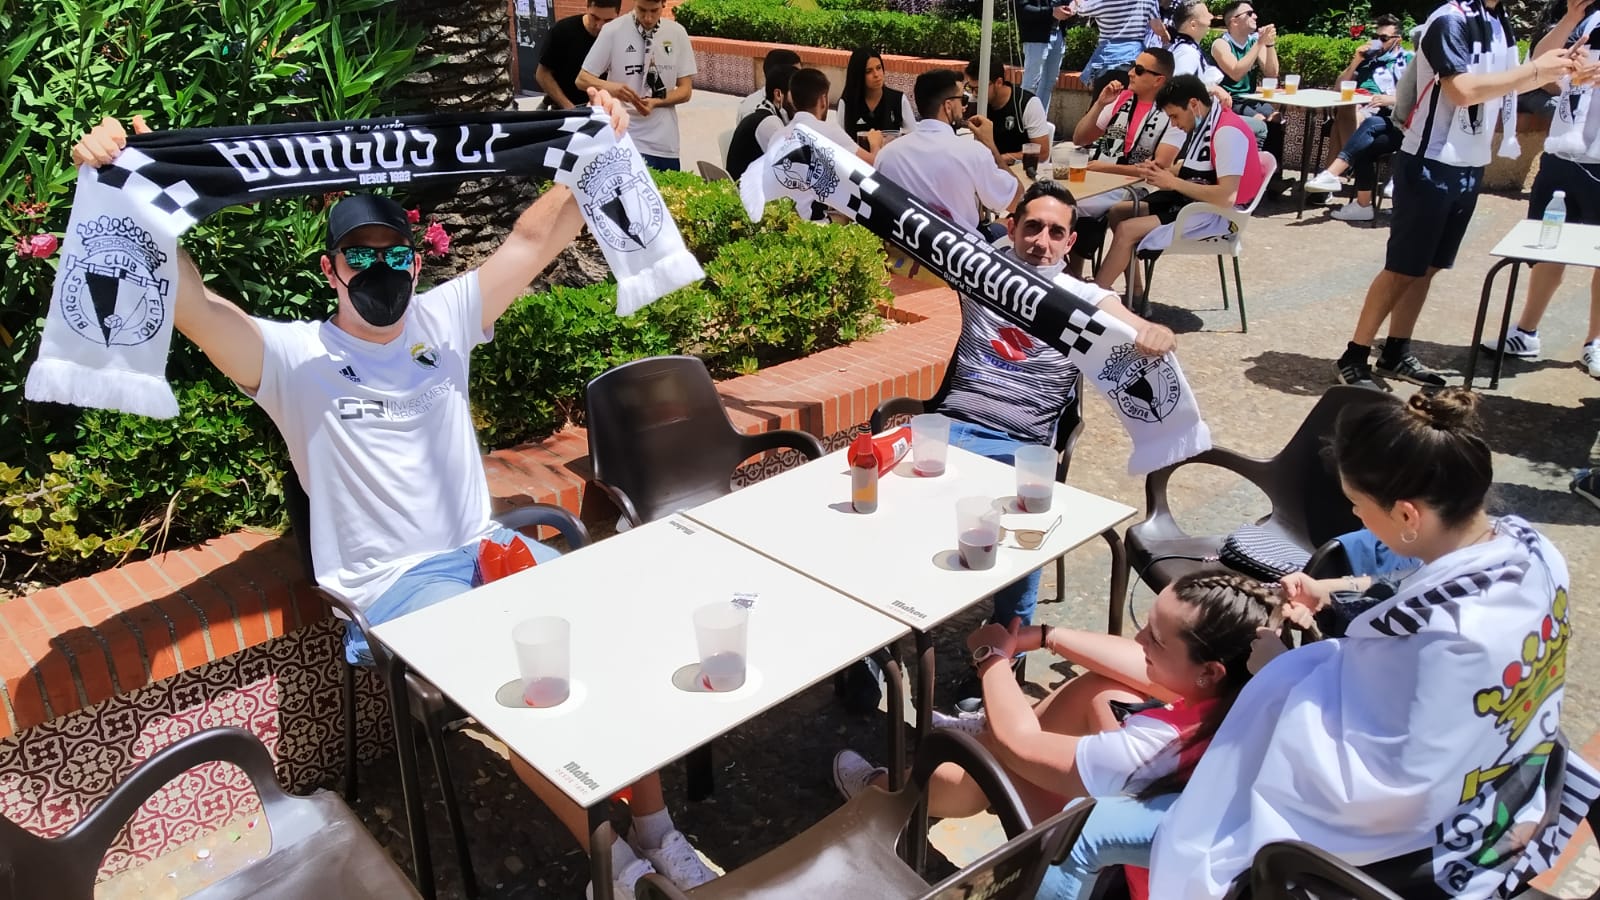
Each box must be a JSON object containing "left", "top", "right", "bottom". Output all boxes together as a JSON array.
[
  {"left": 831, "top": 572, "right": 1282, "bottom": 894},
  {"left": 1153, "top": 388, "right": 1589, "bottom": 900}
]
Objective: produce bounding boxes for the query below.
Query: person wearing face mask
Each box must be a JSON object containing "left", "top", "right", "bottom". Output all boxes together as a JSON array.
[{"left": 69, "top": 94, "right": 722, "bottom": 900}]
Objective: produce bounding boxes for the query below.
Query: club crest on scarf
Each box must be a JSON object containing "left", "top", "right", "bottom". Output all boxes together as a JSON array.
[
  {"left": 59, "top": 216, "right": 169, "bottom": 348},
  {"left": 578, "top": 146, "right": 665, "bottom": 251},
  {"left": 1099, "top": 343, "right": 1181, "bottom": 423},
  {"left": 771, "top": 130, "right": 841, "bottom": 202}
]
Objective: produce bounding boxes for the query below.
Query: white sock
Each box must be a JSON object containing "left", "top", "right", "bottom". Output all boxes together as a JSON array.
[
  {"left": 610, "top": 836, "right": 643, "bottom": 875},
  {"left": 1516, "top": 327, "right": 1537, "bottom": 336},
  {"left": 632, "top": 807, "right": 675, "bottom": 851}
]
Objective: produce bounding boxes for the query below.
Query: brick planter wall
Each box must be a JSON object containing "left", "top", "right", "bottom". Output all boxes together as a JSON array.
[{"left": 0, "top": 276, "right": 963, "bottom": 877}]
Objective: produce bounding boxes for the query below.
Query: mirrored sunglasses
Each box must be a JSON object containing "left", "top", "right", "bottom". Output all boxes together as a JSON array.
[
  {"left": 340, "top": 245, "right": 416, "bottom": 271},
  {"left": 1002, "top": 515, "right": 1062, "bottom": 550}
]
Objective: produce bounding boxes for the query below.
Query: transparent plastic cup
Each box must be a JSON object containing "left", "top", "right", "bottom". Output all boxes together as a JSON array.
[
  {"left": 1283, "top": 74, "right": 1300, "bottom": 94},
  {"left": 693, "top": 602, "right": 749, "bottom": 691},
  {"left": 1014, "top": 445, "right": 1056, "bottom": 513},
  {"left": 513, "top": 616, "right": 571, "bottom": 708},
  {"left": 956, "top": 496, "right": 1001, "bottom": 571},
  {"left": 1340, "top": 80, "right": 1357, "bottom": 102},
  {"left": 1260, "top": 77, "right": 1277, "bottom": 99},
  {"left": 910, "top": 413, "right": 951, "bottom": 477},
  {"left": 1067, "top": 146, "right": 1090, "bottom": 183}
]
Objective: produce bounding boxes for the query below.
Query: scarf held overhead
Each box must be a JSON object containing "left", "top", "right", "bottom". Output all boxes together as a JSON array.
[
  {"left": 26, "top": 110, "right": 702, "bottom": 418},
  {"left": 741, "top": 124, "right": 1211, "bottom": 475}
]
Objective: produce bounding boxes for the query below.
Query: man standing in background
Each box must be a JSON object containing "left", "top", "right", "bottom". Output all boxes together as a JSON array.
[
  {"left": 578, "top": 0, "right": 698, "bottom": 171},
  {"left": 1016, "top": 0, "right": 1073, "bottom": 115},
  {"left": 535, "top": 0, "right": 621, "bottom": 110}
]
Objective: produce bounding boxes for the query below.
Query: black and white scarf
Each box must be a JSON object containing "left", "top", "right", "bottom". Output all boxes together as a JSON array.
[
  {"left": 741, "top": 124, "right": 1212, "bottom": 475},
  {"left": 1091, "top": 90, "right": 1170, "bottom": 165},
  {"left": 26, "top": 110, "right": 701, "bottom": 418}
]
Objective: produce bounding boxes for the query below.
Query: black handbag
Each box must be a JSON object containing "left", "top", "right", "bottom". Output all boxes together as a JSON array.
[{"left": 1218, "top": 524, "right": 1310, "bottom": 582}]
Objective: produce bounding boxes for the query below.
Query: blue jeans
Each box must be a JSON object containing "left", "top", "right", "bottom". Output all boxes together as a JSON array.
[
  {"left": 1335, "top": 529, "right": 1418, "bottom": 577},
  {"left": 1336, "top": 114, "right": 1401, "bottom": 192},
  {"left": 343, "top": 527, "right": 561, "bottom": 665},
  {"left": 1023, "top": 29, "right": 1068, "bottom": 116},
  {"left": 1036, "top": 794, "right": 1177, "bottom": 900},
  {"left": 946, "top": 419, "right": 1042, "bottom": 627},
  {"left": 640, "top": 153, "right": 681, "bottom": 172},
  {"left": 1081, "top": 37, "right": 1145, "bottom": 87}
]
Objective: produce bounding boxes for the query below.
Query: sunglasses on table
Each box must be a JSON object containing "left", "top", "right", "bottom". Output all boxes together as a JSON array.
[
  {"left": 1001, "top": 515, "right": 1062, "bottom": 550},
  {"left": 339, "top": 245, "right": 417, "bottom": 271}
]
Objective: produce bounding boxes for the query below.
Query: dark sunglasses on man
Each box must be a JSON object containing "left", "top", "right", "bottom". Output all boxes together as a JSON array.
[
  {"left": 1130, "top": 63, "right": 1166, "bottom": 78},
  {"left": 339, "top": 245, "right": 416, "bottom": 271}
]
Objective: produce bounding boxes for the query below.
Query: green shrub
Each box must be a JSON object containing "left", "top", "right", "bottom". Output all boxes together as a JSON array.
[
  {"left": 674, "top": 0, "right": 1026, "bottom": 65},
  {"left": 1274, "top": 34, "right": 1368, "bottom": 88}
]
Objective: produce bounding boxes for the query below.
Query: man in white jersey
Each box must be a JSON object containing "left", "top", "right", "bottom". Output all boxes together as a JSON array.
[
  {"left": 1335, "top": 0, "right": 1578, "bottom": 390},
  {"left": 876, "top": 68, "right": 1023, "bottom": 234},
  {"left": 937, "top": 180, "right": 1174, "bottom": 665},
  {"left": 1482, "top": 0, "right": 1600, "bottom": 379},
  {"left": 70, "top": 95, "right": 717, "bottom": 900},
  {"left": 577, "top": 0, "right": 697, "bottom": 172}
]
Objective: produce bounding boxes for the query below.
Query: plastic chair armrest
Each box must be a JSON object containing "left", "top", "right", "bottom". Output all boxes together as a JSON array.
[
  {"left": 742, "top": 427, "right": 825, "bottom": 460},
  {"left": 495, "top": 501, "right": 591, "bottom": 549},
  {"left": 1250, "top": 841, "right": 1404, "bottom": 899},
  {"left": 909, "top": 730, "right": 1032, "bottom": 838},
  {"left": 1136, "top": 446, "right": 1272, "bottom": 541},
  {"left": 871, "top": 396, "right": 932, "bottom": 434},
  {"left": 1303, "top": 538, "right": 1351, "bottom": 579},
  {"left": 587, "top": 479, "right": 645, "bottom": 528}
]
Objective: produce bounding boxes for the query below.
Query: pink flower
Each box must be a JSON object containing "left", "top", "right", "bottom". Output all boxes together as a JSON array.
[
  {"left": 1350, "top": 24, "right": 1365, "bottom": 37},
  {"left": 14, "top": 233, "right": 58, "bottom": 259},
  {"left": 406, "top": 208, "right": 421, "bottom": 225},
  {"left": 421, "top": 220, "right": 450, "bottom": 257}
]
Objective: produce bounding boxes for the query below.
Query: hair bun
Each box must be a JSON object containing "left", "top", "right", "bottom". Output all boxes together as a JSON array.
[{"left": 1406, "top": 387, "right": 1481, "bottom": 432}]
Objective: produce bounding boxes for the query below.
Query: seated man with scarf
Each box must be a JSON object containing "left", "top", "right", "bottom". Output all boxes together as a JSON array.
[
  {"left": 1066, "top": 46, "right": 1183, "bottom": 277},
  {"left": 69, "top": 95, "right": 718, "bottom": 900},
  {"left": 1094, "top": 74, "right": 1265, "bottom": 301}
]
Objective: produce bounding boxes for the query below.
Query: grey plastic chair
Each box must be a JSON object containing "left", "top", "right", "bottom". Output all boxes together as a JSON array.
[
  {"left": 0, "top": 726, "right": 419, "bottom": 900},
  {"left": 285, "top": 472, "right": 590, "bottom": 899},
  {"left": 631, "top": 730, "right": 1090, "bottom": 900}
]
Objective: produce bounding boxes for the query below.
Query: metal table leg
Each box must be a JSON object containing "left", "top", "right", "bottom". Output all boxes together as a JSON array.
[
  {"left": 589, "top": 805, "right": 615, "bottom": 898},
  {"left": 1464, "top": 257, "right": 1522, "bottom": 389},
  {"left": 1295, "top": 108, "right": 1313, "bottom": 220},
  {"left": 386, "top": 656, "right": 438, "bottom": 899},
  {"left": 879, "top": 643, "right": 908, "bottom": 792},
  {"left": 907, "top": 629, "right": 935, "bottom": 873}
]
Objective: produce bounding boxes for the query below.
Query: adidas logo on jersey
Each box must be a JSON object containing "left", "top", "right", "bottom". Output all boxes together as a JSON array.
[{"left": 339, "top": 365, "right": 361, "bottom": 383}]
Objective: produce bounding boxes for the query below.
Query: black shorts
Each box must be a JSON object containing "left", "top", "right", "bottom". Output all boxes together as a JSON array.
[
  {"left": 1529, "top": 153, "right": 1600, "bottom": 224},
  {"left": 1143, "top": 190, "right": 1191, "bottom": 224},
  {"left": 1384, "top": 151, "right": 1483, "bottom": 277}
]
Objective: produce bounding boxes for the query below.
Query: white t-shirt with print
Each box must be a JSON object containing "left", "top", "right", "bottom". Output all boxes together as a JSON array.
[
  {"left": 1545, "top": 9, "right": 1600, "bottom": 164},
  {"left": 581, "top": 14, "right": 698, "bottom": 158},
  {"left": 249, "top": 272, "right": 496, "bottom": 610},
  {"left": 875, "top": 119, "right": 1019, "bottom": 232}
]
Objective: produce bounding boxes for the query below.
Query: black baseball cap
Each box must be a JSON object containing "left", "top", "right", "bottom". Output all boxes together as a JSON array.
[{"left": 326, "top": 194, "right": 411, "bottom": 250}]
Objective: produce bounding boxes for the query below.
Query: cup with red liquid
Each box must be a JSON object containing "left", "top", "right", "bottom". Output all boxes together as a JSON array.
[
  {"left": 514, "top": 616, "right": 571, "bottom": 708},
  {"left": 1014, "top": 444, "right": 1056, "bottom": 513},
  {"left": 956, "top": 496, "right": 1001, "bottom": 570},
  {"left": 910, "top": 413, "right": 951, "bottom": 477}
]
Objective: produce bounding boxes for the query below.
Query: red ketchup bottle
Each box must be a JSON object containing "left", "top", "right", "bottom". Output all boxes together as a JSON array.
[{"left": 849, "top": 433, "right": 879, "bottom": 514}]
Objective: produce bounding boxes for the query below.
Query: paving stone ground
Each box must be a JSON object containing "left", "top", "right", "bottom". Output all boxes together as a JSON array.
[{"left": 263, "top": 92, "right": 1600, "bottom": 898}]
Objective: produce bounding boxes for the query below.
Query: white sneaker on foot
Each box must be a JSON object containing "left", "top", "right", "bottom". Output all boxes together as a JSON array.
[
  {"left": 932, "top": 708, "right": 987, "bottom": 736},
  {"left": 638, "top": 830, "right": 717, "bottom": 889},
  {"left": 586, "top": 858, "right": 657, "bottom": 900},
  {"left": 1331, "top": 201, "right": 1374, "bottom": 222},
  {"left": 1584, "top": 340, "right": 1600, "bottom": 377},
  {"left": 832, "top": 749, "right": 887, "bottom": 801},
  {"left": 1480, "top": 328, "right": 1541, "bottom": 358},
  {"left": 1304, "top": 171, "right": 1342, "bottom": 193}
]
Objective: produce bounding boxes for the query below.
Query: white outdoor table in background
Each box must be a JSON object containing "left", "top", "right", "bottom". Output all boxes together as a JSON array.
[
  {"left": 1467, "top": 220, "right": 1600, "bottom": 389},
  {"left": 683, "top": 445, "right": 1135, "bottom": 630},
  {"left": 1241, "top": 87, "right": 1368, "bottom": 219},
  {"left": 370, "top": 513, "right": 909, "bottom": 810}
]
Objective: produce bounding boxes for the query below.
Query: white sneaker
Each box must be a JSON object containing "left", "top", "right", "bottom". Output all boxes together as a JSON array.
[
  {"left": 932, "top": 708, "right": 987, "bottom": 736},
  {"left": 832, "top": 749, "right": 887, "bottom": 801},
  {"left": 1382, "top": 178, "right": 1394, "bottom": 198},
  {"left": 1303, "top": 171, "right": 1343, "bottom": 193},
  {"left": 1331, "top": 202, "right": 1374, "bottom": 222},
  {"left": 586, "top": 857, "right": 656, "bottom": 900},
  {"left": 1480, "top": 328, "right": 1541, "bottom": 358},
  {"left": 1584, "top": 340, "right": 1600, "bottom": 377},
  {"left": 638, "top": 830, "right": 717, "bottom": 889}
]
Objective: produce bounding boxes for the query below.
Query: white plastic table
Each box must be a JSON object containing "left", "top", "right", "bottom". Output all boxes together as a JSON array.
[
  {"left": 1241, "top": 88, "right": 1369, "bottom": 219},
  {"left": 370, "top": 512, "right": 909, "bottom": 867},
  {"left": 1467, "top": 220, "right": 1600, "bottom": 389}
]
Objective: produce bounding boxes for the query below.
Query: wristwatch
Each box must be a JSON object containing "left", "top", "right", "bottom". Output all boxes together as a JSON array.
[{"left": 971, "top": 644, "right": 1010, "bottom": 665}]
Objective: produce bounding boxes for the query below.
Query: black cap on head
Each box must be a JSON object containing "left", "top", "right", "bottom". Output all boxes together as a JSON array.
[{"left": 326, "top": 194, "right": 410, "bottom": 250}]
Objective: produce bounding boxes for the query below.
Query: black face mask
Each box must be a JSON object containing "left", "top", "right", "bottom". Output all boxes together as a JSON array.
[{"left": 340, "top": 263, "right": 414, "bottom": 328}]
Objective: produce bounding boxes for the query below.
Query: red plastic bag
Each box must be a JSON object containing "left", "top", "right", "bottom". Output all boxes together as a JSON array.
[{"left": 478, "top": 537, "right": 539, "bottom": 584}]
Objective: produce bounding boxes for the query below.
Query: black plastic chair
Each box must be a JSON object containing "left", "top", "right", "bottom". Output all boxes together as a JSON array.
[
  {"left": 871, "top": 364, "right": 1131, "bottom": 635},
  {"left": 585, "top": 355, "right": 826, "bottom": 527},
  {"left": 285, "top": 472, "right": 590, "bottom": 900},
  {"left": 631, "top": 730, "right": 1090, "bottom": 899},
  {"left": 0, "top": 726, "right": 419, "bottom": 900},
  {"left": 1123, "top": 385, "right": 1396, "bottom": 599}
]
